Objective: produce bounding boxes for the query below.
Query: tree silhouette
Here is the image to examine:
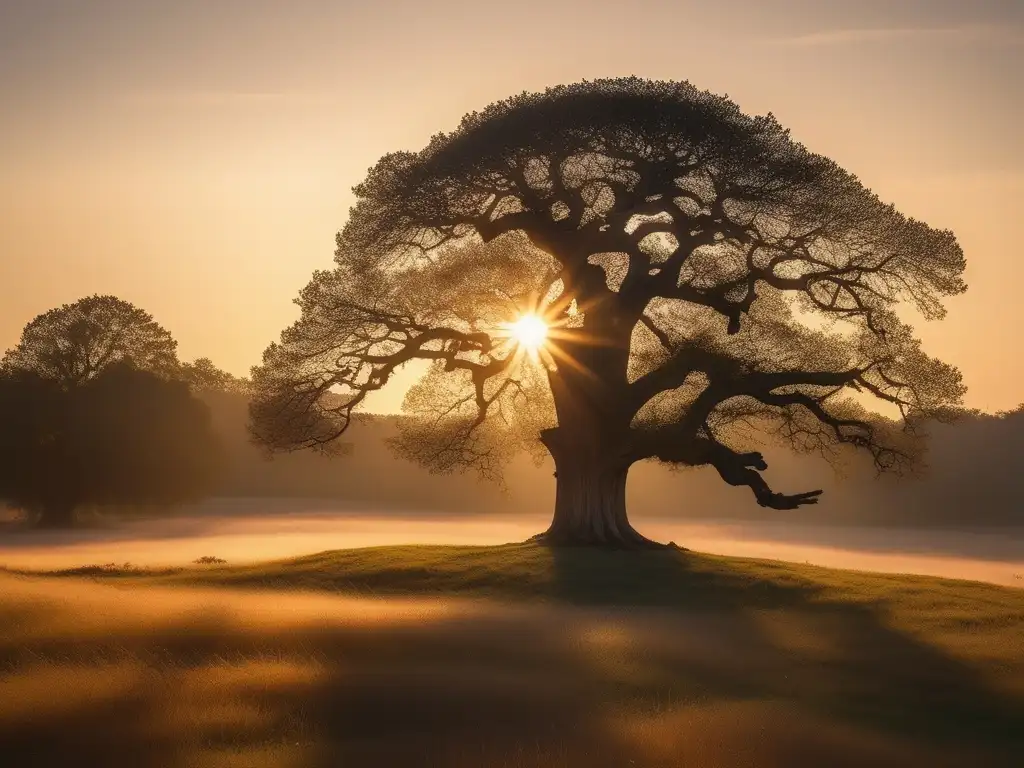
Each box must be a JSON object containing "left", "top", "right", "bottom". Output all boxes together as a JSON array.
[
  {"left": 251, "top": 78, "right": 967, "bottom": 547},
  {"left": 179, "top": 357, "right": 251, "bottom": 395},
  {"left": 1, "top": 295, "right": 178, "bottom": 387},
  {"left": 0, "top": 363, "right": 224, "bottom": 527}
]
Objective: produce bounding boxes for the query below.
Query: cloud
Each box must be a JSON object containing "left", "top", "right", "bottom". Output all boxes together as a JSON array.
[{"left": 772, "top": 23, "right": 1023, "bottom": 48}]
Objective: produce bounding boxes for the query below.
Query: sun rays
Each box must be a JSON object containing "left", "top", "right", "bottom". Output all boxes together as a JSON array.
[
  {"left": 508, "top": 314, "right": 548, "bottom": 350},
  {"left": 490, "top": 300, "right": 602, "bottom": 380},
  {"left": 493, "top": 304, "right": 564, "bottom": 372}
]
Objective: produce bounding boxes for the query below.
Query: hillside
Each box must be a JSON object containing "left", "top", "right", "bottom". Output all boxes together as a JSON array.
[{"left": 5, "top": 545, "right": 1023, "bottom": 767}]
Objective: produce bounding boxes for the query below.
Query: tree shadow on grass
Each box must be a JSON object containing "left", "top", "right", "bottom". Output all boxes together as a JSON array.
[
  {"left": 0, "top": 590, "right": 628, "bottom": 767},
  {"left": 541, "top": 543, "right": 1024, "bottom": 765}
]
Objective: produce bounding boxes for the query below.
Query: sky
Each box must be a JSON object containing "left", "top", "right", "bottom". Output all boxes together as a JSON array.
[{"left": 1, "top": 0, "right": 1022, "bottom": 414}]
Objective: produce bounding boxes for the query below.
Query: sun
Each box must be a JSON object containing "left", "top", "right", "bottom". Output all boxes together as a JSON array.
[{"left": 509, "top": 313, "right": 548, "bottom": 350}]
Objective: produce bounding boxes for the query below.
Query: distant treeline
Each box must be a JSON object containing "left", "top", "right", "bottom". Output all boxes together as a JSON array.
[{"left": 201, "top": 391, "right": 1024, "bottom": 528}]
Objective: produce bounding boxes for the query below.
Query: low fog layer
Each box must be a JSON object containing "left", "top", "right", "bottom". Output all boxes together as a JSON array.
[
  {"left": 204, "top": 393, "right": 1023, "bottom": 528},
  {"left": 3, "top": 393, "right": 1021, "bottom": 585},
  {"left": 1, "top": 504, "right": 1021, "bottom": 587}
]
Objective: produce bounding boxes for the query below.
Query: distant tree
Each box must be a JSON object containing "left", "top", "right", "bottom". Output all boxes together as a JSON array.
[
  {"left": 251, "top": 78, "right": 967, "bottom": 547},
  {"left": 179, "top": 357, "right": 251, "bottom": 395},
  {"left": 1, "top": 295, "right": 178, "bottom": 387},
  {"left": 0, "top": 362, "right": 224, "bottom": 528},
  {"left": 0, "top": 370, "right": 65, "bottom": 524}
]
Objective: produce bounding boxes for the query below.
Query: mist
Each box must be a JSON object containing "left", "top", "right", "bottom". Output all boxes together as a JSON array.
[
  {"left": 2, "top": 390, "right": 1022, "bottom": 586},
  {"left": 190, "top": 393, "right": 1024, "bottom": 530}
]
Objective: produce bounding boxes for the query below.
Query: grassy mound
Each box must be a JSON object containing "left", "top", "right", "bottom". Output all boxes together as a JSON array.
[
  {"left": 3, "top": 543, "right": 1024, "bottom": 766},
  {"left": 46, "top": 540, "right": 1023, "bottom": 610},
  {"left": 32, "top": 542, "right": 1024, "bottom": 655}
]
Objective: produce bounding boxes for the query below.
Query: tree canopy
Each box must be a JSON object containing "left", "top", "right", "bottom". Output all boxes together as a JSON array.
[
  {"left": 1, "top": 295, "right": 179, "bottom": 387},
  {"left": 251, "top": 78, "right": 967, "bottom": 546},
  {"left": 179, "top": 357, "right": 251, "bottom": 395}
]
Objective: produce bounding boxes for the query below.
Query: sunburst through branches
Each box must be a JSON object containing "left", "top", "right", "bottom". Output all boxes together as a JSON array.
[
  {"left": 508, "top": 314, "right": 548, "bottom": 351},
  {"left": 491, "top": 304, "right": 563, "bottom": 372}
]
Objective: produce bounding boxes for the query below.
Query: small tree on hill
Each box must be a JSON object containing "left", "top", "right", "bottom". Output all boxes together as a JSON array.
[
  {"left": 251, "top": 78, "right": 967, "bottom": 547},
  {"left": 1, "top": 295, "right": 179, "bottom": 387}
]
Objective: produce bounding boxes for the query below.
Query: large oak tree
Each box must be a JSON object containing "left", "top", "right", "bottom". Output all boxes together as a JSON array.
[{"left": 251, "top": 78, "right": 966, "bottom": 547}]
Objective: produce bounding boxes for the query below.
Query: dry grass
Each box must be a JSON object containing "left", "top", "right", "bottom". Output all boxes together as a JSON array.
[{"left": 2, "top": 543, "right": 1023, "bottom": 767}]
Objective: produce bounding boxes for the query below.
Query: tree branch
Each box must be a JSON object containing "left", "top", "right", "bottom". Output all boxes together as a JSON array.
[{"left": 628, "top": 428, "right": 822, "bottom": 509}]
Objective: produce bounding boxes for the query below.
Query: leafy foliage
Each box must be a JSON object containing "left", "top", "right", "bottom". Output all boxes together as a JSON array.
[
  {"left": 1, "top": 295, "right": 179, "bottom": 387},
  {"left": 178, "top": 357, "right": 251, "bottom": 395}
]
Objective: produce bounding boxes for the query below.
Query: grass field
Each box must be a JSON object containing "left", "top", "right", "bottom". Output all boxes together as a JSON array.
[{"left": 2, "top": 543, "right": 1023, "bottom": 767}]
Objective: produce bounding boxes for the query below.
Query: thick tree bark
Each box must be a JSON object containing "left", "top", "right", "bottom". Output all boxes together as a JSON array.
[
  {"left": 531, "top": 305, "right": 673, "bottom": 548},
  {"left": 533, "top": 428, "right": 665, "bottom": 548},
  {"left": 34, "top": 501, "right": 77, "bottom": 529}
]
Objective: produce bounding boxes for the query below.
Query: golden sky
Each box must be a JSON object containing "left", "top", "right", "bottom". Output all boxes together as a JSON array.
[{"left": 1, "top": 0, "right": 1022, "bottom": 413}]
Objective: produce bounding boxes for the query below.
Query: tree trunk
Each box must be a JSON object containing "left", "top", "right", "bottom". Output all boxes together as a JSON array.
[
  {"left": 534, "top": 324, "right": 673, "bottom": 549},
  {"left": 533, "top": 434, "right": 664, "bottom": 548},
  {"left": 34, "top": 501, "right": 77, "bottom": 529}
]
